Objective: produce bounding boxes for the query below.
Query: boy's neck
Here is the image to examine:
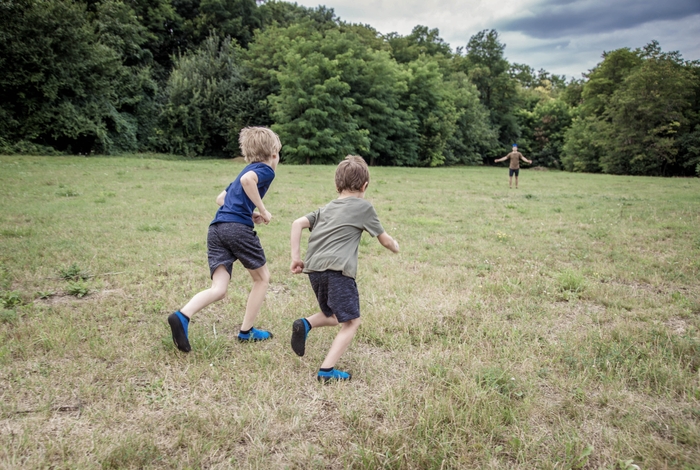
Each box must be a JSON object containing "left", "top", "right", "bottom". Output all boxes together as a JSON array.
[
  {"left": 338, "top": 190, "right": 365, "bottom": 199},
  {"left": 258, "top": 153, "right": 279, "bottom": 171}
]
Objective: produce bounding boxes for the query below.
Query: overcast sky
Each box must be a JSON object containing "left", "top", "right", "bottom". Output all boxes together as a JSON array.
[{"left": 288, "top": 0, "right": 700, "bottom": 80}]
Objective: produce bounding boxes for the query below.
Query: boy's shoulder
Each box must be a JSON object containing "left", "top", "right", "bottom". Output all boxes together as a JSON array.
[
  {"left": 326, "top": 197, "right": 374, "bottom": 210},
  {"left": 234, "top": 161, "right": 275, "bottom": 180},
  {"left": 244, "top": 161, "right": 274, "bottom": 172}
]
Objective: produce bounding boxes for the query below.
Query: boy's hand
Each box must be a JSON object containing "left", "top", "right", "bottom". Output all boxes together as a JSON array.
[
  {"left": 259, "top": 209, "right": 272, "bottom": 224},
  {"left": 290, "top": 259, "right": 304, "bottom": 274},
  {"left": 393, "top": 240, "right": 400, "bottom": 252},
  {"left": 252, "top": 213, "right": 264, "bottom": 224}
]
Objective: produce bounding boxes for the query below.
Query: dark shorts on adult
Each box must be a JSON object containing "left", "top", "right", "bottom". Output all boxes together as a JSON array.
[
  {"left": 207, "top": 222, "right": 266, "bottom": 277},
  {"left": 509, "top": 168, "right": 520, "bottom": 177},
  {"left": 308, "top": 270, "right": 360, "bottom": 323}
]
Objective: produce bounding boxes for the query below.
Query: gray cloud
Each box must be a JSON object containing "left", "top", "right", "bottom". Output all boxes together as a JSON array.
[{"left": 499, "top": 0, "right": 700, "bottom": 39}]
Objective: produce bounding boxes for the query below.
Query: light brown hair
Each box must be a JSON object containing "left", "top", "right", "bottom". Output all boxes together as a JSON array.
[
  {"left": 238, "top": 127, "right": 281, "bottom": 163},
  {"left": 335, "top": 155, "right": 370, "bottom": 193}
]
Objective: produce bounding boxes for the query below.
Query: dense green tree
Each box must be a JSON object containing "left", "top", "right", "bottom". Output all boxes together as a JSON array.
[
  {"left": 461, "top": 30, "right": 519, "bottom": 153},
  {"left": 258, "top": 0, "right": 337, "bottom": 29},
  {"left": 443, "top": 72, "right": 498, "bottom": 165},
  {"left": 0, "top": 0, "right": 157, "bottom": 154},
  {"left": 249, "top": 23, "right": 460, "bottom": 166},
  {"left": 562, "top": 42, "right": 700, "bottom": 176},
  {"left": 527, "top": 98, "right": 572, "bottom": 167},
  {"left": 599, "top": 55, "right": 697, "bottom": 175},
  {"left": 579, "top": 47, "right": 643, "bottom": 117},
  {"left": 560, "top": 79, "right": 584, "bottom": 108},
  {"left": 187, "top": 0, "right": 260, "bottom": 48},
  {"left": 160, "top": 35, "right": 258, "bottom": 156},
  {"left": 386, "top": 25, "right": 452, "bottom": 64},
  {"left": 676, "top": 125, "right": 700, "bottom": 176},
  {"left": 561, "top": 114, "right": 604, "bottom": 172},
  {"left": 99, "top": 0, "right": 186, "bottom": 77},
  {"left": 399, "top": 58, "right": 457, "bottom": 166},
  {"left": 344, "top": 48, "right": 417, "bottom": 166},
  {"left": 270, "top": 44, "right": 369, "bottom": 164}
]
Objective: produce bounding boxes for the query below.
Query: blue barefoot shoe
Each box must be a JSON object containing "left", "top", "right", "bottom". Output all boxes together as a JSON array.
[
  {"left": 167, "top": 311, "right": 191, "bottom": 352},
  {"left": 291, "top": 318, "right": 310, "bottom": 356},
  {"left": 317, "top": 368, "right": 352, "bottom": 383},
  {"left": 238, "top": 327, "right": 273, "bottom": 342}
]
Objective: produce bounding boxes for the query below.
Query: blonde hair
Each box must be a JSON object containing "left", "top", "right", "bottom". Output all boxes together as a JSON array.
[
  {"left": 238, "top": 127, "right": 281, "bottom": 163},
  {"left": 335, "top": 155, "right": 370, "bottom": 192}
]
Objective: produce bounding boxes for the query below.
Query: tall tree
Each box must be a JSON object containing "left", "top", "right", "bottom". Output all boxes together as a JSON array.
[
  {"left": 443, "top": 72, "right": 498, "bottom": 165},
  {"left": 270, "top": 43, "right": 369, "bottom": 164},
  {"left": 386, "top": 25, "right": 452, "bottom": 64},
  {"left": 599, "top": 55, "right": 697, "bottom": 175},
  {"left": 462, "top": 30, "right": 519, "bottom": 153},
  {"left": 160, "top": 35, "right": 258, "bottom": 156}
]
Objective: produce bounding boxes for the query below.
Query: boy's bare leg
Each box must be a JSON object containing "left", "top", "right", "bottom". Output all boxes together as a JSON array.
[
  {"left": 509, "top": 176, "right": 513, "bottom": 188},
  {"left": 180, "top": 265, "right": 231, "bottom": 318},
  {"left": 240, "top": 264, "right": 270, "bottom": 331},
  {"left": 515, "top": 175, "right": 519, "bottom": 188},
  {"left": 320, "top": 317, "right": 361, "bottom": 369},
  {"left": 307, "top": 311, "right": 339, "bottom": 328}
]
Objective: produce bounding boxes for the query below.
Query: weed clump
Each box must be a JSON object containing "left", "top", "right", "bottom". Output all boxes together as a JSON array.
[
  {"left": 59, "top": 263, "right": 90, "bottom": 281},
  {"left": 0, "top": 290, "right": 22, "bottom": 309},
  {"left": 65, "top": 280, "right": 90, "bottom": 298},
  {"left": 558, "top": 269, "right": 586, "bottom": 299}
]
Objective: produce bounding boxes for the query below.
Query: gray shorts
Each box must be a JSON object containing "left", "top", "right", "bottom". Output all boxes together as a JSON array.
[
  {"left": 308, "top": 270, "right": 360, "bottom": 323},
  {"left": 207, "top": 222, "right": 266, "bottom": 277}
]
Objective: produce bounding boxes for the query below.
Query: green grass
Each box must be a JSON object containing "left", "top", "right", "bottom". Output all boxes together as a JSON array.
[{"left": 1, "top": 154, "right": 699, "bottom": 468}]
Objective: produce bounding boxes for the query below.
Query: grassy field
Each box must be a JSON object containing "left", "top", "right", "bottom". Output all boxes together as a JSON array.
[{"left": 0, "top": 154, "right": 699, "bottom": 469}]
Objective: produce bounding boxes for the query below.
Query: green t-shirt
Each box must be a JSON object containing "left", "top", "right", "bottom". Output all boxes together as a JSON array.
[{"left": 303, "top": 197, "right": 385, "bottom": 279}]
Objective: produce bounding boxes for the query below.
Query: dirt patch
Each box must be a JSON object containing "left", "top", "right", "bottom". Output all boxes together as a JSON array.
[{"left": 665, "top": 318, "right": 688, "bottom": 335}]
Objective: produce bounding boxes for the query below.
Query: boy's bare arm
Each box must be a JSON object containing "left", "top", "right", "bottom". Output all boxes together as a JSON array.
[
  {"left": 377, "top": 232, "right": 400, "bottom": 253},
  {"left": 216, "top": 190, "right": 226, "bottom": 206},
  {"left": 521, "top": 155, "right": 532, "bottom": 164},
  {"left": 240, "top": 171, "right": 271, "bottom": 224},
  {"left": 495, "top": 156, "right": 507, "bottom": 163},
  {"left": 290, "top": 216, "right": 311, "bottom": 273}
]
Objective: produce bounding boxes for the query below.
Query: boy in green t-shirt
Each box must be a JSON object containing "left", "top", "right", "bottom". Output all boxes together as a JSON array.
[{"left": 289, "top": 155, "right": 400, "bottom": 382}]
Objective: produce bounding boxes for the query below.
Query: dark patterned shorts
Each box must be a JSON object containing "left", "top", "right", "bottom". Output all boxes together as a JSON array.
[
  {"left": 207, "top": 222, "right": 266, "bottom": 277},
  {"left": 308, "top": 270, "right": 360, "bottom": 323},
  {"left": 509, "top": 168, "right": 520, "bottom": 177}
]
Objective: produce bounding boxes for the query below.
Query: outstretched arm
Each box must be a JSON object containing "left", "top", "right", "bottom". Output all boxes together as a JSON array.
[
  {"left": 494, "top": 156, "right": 508, "bottom": 163},
  {"left": 520, "top": 155, "right": 532, "bottom": 164},
  {"left": 377, "top": 232, "right": 400, "bottom": 253},
  {"left": 290, "top": 216, "right": 311, "bottom": 273}
]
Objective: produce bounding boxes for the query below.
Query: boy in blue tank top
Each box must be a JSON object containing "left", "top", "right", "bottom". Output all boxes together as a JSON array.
[{"left": 168, "top": 127, "right": 280, "bottom": 352}]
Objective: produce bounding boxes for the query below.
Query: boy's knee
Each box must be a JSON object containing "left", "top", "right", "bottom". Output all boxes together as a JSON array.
[
  {"left": 344, "top": 317, "right": 361, "bottom": 329},
  {"left": 251, "top": 266, "right": 271, "bottom": 285},
  {"left": 212, "top": 287, "right": 227, "bottom": 301},
  {"left": 258, "top": 271, "right": 271, "bottom": 285}
]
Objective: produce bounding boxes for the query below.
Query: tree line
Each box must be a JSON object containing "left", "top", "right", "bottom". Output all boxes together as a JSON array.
[{"left": 1, "top": 0, "right": 698, "bottom": 176}]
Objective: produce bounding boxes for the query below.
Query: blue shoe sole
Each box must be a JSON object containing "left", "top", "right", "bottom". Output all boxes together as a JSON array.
[
  {"left": 291, "top": 319, "right": 307, "bottom": 356},
  {"left": 167, "top": 313, "right": 191, "bottom": 352}
]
